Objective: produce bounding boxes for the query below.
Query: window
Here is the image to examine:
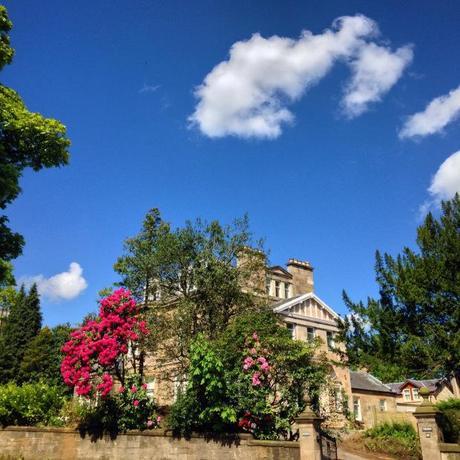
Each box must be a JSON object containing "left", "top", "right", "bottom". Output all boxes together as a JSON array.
[
  {"left": 287, "top": 323, "right": 296, "bottom": 339},
  {"left": 265, "top": 278, "right": 271, "bottom": 295},
  {"left": 334, "top": 387, "right": 343, "bottom": 412},
  {"left": 327, "top": 331, "right": 335, "bottom": 350},
  {"left": 307, "top": 327, "right": 315, "bottom": 342},
  {"left": 145, "top": 378, "right": 155, "bottom": 400},
  {"left": 353, "top": 397, "right": 362, "bottom": 421},
  {"left": 403, "top": 389, "right": 411, "bottom": 401},
  {"left": 275, "top": 281, "right": 280, "bottom": 297},
  {"left": 379, "top": 399, "right": 387, "bottom": 412},
  {"left": 284, "top": 283, "right": 290, "bottom": 299},
  {"left": 173, "top": 376, "right": 187, "bottom": 401},
  {"left": 412, "top": 388, "right": 420, "bottom": 400}
]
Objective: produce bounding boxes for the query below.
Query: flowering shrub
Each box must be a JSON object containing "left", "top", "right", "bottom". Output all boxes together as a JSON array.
[
  {"left": 116, "top": 375, "right": 160, "bottom": 432},
  {"left": 61, "top": 288, "right": 149, "bottom": 397}
]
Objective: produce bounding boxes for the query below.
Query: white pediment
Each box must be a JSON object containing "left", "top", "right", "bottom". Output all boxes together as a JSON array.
[{"left": 272, "top": 292, "right": 339, "bottom": 323}]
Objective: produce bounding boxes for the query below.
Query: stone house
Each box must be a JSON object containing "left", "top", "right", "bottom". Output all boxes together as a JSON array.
[
  {"left": 146, "top": 251, "right": 354, "bottom": 420},
  {"left": 350, "top": 371, "right": 397, "bottom": 427},
  {"left": 387, "top": 376, "right": 460, "bottom": 413}
]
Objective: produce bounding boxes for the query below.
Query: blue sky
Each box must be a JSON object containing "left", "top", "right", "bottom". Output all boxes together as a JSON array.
[{"left": 3, "top": 0, "right": 460, "bottom": 326}]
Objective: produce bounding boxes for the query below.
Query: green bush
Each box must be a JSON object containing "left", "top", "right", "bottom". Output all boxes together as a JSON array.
[
  {"left": 0, "top": 382, "right": 66, "bottom": 426},
  {"left": 363, "top": 422, "right": 421, "bottom": 460},
  {"left": 436, "top": 398, "right": 460, "bottom": 443},
  {"left": 168, "top": 311, "right": 328, "bottom": 440}
]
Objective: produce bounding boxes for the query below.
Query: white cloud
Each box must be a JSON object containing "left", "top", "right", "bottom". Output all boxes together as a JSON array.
[
  {"left": 21, "top": 262, "right": 88, "bottom": 302},
  {"left": 342, "top": 42, "right": 413, "bottom": 117},
  {"left": 420, "top": 151, "right": 460, "bottom": 215},
  {"left": 400, "top": 85, "right": 460, "bottom": 139},
  {"left": 189, "top": 15, "right": 411, "bottom": 139},
  {"left": 139, "top": 83, "right": 160, "bottom": 94}
]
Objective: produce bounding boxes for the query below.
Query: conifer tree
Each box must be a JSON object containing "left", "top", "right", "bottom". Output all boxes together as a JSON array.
[
  {"left": 19, "top": 324, "right": 72, "bottom": 386},
  {"left": 0, "top": 284, "right": 42, "bottom": 383},
  {"left": 340, "top": 194, "right": 460, "bottom": 381}
]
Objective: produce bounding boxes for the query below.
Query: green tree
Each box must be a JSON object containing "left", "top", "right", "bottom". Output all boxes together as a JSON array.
[
  {"left": 340, "top": 195, "right": 460, "bottom": 381},
  {"left": 0, "top": 283, "right": 42, "bottom": 383},
  {"left": 0, "top": 6, "right": 70, "bottom": 284},
  {"left": 169, "top": 310, "right": 327, "bottom": 439},
  {"left": 114, "top": 210, "right": 266, "bottom": 374},
  {"left": 19, "top": 324, "right": 72, "bottom": 387}
]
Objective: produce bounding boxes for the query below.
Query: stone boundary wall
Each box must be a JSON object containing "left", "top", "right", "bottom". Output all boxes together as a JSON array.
[
  {"left": 0, "top": 426, "right": 300, "bottom": 460},
  {"left": 440, "top": 443, "right": 460, "bottom": 460},
  {"left": 373, "top": 410, "right": 417, "bottom": 428}
]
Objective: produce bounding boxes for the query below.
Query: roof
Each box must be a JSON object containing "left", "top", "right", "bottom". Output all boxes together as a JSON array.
[
  {"left": 271, "top": 292, "right": 340, "bottom": 320},
  {"left": 268, "top": 265, "right": 293, "bottom": 278},
  {"left": 386, "top": 379, "right": 441, "bottom": 394},
  {"left": 350, "top": 371, "right": 395, "bottom": 394}
]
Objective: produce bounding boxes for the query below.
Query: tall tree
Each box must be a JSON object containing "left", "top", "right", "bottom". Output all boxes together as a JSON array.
[
  {"left": 0, "top": 6, "right": 70, "bottom": 284},
  {"left": 114, "top": 208, "right": 167, "bottom": 304},
  {"left": 19, "top": 324, "right": 72, "bottom": 387},
  {"left": 114, "top": 210, "right": 266, "bottom": 375},
  {"left": 340, "top": 194, "right": 460, "bottom": 382},
  {"left": 0, "top": 283, "right": 42, "bottom": 382}
]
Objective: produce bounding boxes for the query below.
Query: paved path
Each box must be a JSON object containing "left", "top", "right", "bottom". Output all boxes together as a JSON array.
[{"left": 338, "top": 446, "right": 396, "bottom": 460}]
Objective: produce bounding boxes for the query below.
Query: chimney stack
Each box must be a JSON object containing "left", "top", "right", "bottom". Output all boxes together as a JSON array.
[{"left": 286, "top": 259, "right": 314, "bottom": 295}]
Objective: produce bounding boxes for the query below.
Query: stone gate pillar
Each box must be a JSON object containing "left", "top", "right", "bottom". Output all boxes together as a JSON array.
[
  {"left": 413, "top": 387, "right": 443, "bottom": 460},
  {"left": 295, "top": 406, "right": 322, "bottom": 460}
]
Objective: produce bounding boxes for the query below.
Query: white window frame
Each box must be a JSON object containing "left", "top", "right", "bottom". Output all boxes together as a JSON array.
[
  {"left": 284, "top": 283, "right": 290, "bottom": 299},
  {"left": 353, "top": 397, "right": 362, "bottom": 421},
  {"left": 379, "top": 399, "right": 387, "bottom": 412},
  {"left": 412, "top": 388, "right": 420, "bottom": 400},
  {"left": 307, "top": 327, "right": 315, "bottom": 342},
  {"left": 275, "top": 280, "right": 280, "bottom": 297},
  {"left": 326, "top": 331, "right": 335, "bottom": 349},
  {"left": 403, "top": 389, "right": 411, "bottom": 401},
  {"left": 286, "top": 323, "right": 296, "bottom": 339}
]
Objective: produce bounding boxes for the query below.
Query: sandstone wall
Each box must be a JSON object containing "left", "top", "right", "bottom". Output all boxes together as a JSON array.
[{"left": 0, "top": 427, "right": 300, "bottom": 460}]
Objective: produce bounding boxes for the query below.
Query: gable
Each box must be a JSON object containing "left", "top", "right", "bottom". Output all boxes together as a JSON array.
[
  {"left": 268, "top": 266, "right": 292, "bottom": 278},
  {"left": 272, "top": 292, "right": 339, "bottom": 323}
]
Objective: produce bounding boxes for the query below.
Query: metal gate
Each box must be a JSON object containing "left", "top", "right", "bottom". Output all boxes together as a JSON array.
[{"left": 319, "top": 430, "right": 337, "bottom": 460}]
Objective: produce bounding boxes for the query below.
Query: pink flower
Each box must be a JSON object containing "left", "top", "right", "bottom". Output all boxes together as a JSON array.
[
  {"left": 131, "top": 385, "right": 137, "bottom": 393},
  {"left": 147, "top": 420, "right": 154, "bottom": 427},
  {"left": 250, "top": 348, "right": 257, "bottom": 355},
  {"left": 252, "top": 371, "right": 262, "bottom": 386},
  {"left": 243, "top": 356, "right": 254, "bottom": 370},
  {"left": 157, "top": 416, "right": 162, "bottom": 423},
  {"left": 133, "top": 400, "right": 139, "bottom": 407},
  {"left": 142, "top": 383, "right": 148, "bottom": 390},
  {"left": 118, "top": 386, "right": 125, "bottom": 393},
  {"left": 252, "top": 332, "right": 259, "bottom": 341}
]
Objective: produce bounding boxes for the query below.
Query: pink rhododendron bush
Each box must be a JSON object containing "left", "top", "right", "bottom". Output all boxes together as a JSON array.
[
  {"left": 168, "top": 310, "right": 328, "bottom": 440},
  {"left": 61, "top": 289, "right": 159, "bottom": 432}
]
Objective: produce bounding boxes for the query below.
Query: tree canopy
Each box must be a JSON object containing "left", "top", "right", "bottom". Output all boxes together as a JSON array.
[
  {"left": 0, "top": 6, "right": 70, "bottom": 284},
  {"left": 114, "top": 209, "right": 266, "bottom": 374},
  {"left": 340, "top": 194, "right": 460, "bottom": 382},
  {"left": 0, "top": 283, "right": 42, "bottom": 383}
]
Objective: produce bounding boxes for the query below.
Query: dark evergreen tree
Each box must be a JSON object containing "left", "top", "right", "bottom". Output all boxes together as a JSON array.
[
  {"left": 0, "top": 284, "right": 42, "bottom": 383},
  {"left": 340, "top": 194, "right": 460, "bottom": 382},
  {"left": 19, "top": 324, "right": 72, "bottom": 387}
]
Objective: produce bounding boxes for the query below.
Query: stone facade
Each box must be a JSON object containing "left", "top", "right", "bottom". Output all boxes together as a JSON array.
[
  {"left": 144, "top": 253, "right": 354, "bottom": 421},
  {"left": 350, "top": 389, "right": 399, "bottom": 428},
  {"left": 0, "top": 427, "right": 300, "bottom": 460}
]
